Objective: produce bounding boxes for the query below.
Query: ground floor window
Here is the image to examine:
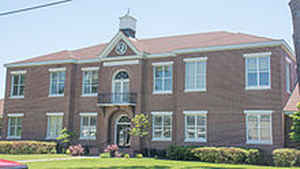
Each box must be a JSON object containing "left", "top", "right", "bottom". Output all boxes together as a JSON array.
[
  {"left": 151, "top": 112, "right": 172, "bottom": 141},
  {"left": 47, "top": 113, "right": 63, "bottom": 139},
  {"left": 184, "top": 111, "right": 207, "bottom": 142},
  {"left": 80, "top": 113, "right": 97, "bottom": 140},
  {"left": 245, "top": 110, "right": 272, "bottom": 144},
  {"left": 7, "top": 114, "right": 23, "bottom": 139}
]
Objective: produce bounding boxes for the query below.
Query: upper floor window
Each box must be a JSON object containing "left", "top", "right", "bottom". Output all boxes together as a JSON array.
[
  {"left": 244, "top": 52, "right": 271, "bottom": 90},
  {"left": 82, "top": 67, "right": 99, "bottom": 96},
  {"left": 10, "top": 71, "right": 26, "bottom": 98},
  {"left": 152, "top": 62, "right": 173, "bottom": 94},
  {"left": 184, "top": 111, "right": 207, "bottom": 142},
  {"left": 152, "top": 112, "right": 172, "bottom": 141},
  {"left": 184, "top": 57, "right": 207, "bottom": 92},
  {"left": 244, "top": 110, "right": 272, "bottom": 145},
  {"left": 49, "top": 68, "right": 66, "bottom": 96},
  {"left": 7, "top": 113, "right": 23, "bottom": 139},
  {"left": 286, "top": 63, "right": 291, "bottom": 93}
]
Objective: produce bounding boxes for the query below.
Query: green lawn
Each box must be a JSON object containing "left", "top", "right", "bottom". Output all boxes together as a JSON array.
[
  {"left": 0, "top": 154, "right": 69, "bottom": 161},
  {"left": 25, "top": 158, "right": 300, "bottom": 169},
  {"left": 1, "top": 155, "right": 299, "bottom": 169}
]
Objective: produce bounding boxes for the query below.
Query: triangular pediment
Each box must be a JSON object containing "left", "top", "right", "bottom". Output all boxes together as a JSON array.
[{"left": 99, "top": 31, "right": 141, "bottom": 58}]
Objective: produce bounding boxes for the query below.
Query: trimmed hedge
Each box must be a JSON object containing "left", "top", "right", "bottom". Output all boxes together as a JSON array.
[
  {"left": 0, "top": 141, "right": 56, "bottom": 154},
  {"left": 166, "top": 145, "right": 261, "bottom": 165},
  {"left": 272, "top": 148, "right": 300, "bottom": 167},
  {"left": 166, "top": 145, "right": 197, "bottom": 161}
]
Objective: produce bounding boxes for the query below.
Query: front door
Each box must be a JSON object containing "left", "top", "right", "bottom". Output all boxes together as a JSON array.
[
  {"left": 116, "top": 124, "right": 131, "bottom": 148},
  {"left": 115, "top": 115, "right": 131, "bottom": 148}
]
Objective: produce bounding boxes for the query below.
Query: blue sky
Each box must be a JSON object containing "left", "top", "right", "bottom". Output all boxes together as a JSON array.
[{"left": 0, "top": 0, "right": 294, "bottom": 98}]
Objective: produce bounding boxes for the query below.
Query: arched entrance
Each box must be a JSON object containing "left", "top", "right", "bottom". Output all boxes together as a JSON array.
[
  {"left": 112, "top": 71, "right": 130, "bottom": 104},
  {"left": 114, "top": 115, "right": 131, "bottom": 148}
]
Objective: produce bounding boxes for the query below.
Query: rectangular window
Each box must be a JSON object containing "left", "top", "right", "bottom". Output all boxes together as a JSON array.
[
  {"left": 11, "top": 73, "right": 25, "bottom": 97},
  {"left": 286, "top": 63, "right": 291, "bottom": 93},
  {"left": 184, "top": 111, "right": 207, "bottom": 142},
  {"left": 82, "top": 70, "right": 99, "bottom": 96},
  {"left": 245, "top": 110, "right": 272, "bottom": 144},
  {"left": 47, "top": 113, "right": 63, "bottom": 139},
  {"left": 153, "top": 62, "right": 173, "bottom": 94},
  {"left": 49, "top": 70, "right": 66, "bottom": 96},
  {"left": 244, "top": 53, "right": 271, "bottom": 90},
  {"left": 152, "top": 112, "right": 172, "bottom": 141},
  {"left": 184, "top": 57, "right": 207, "bottom": 92},
  {"left": 80, "top": 113, "right": 97, "bottom": 140},
  {"left": 8, "top": 115, "right": 23, "bottom": 139}
]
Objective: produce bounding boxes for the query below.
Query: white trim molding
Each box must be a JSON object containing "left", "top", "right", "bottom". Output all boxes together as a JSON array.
[
  {"left": 285, "top": 111, "right": 296, "bottom": 115},
  {"left": 103, "top": 60, "right": 139, "bottom": 67},
  {"left": 48, "top": 67, "right": 66, "bottom": 72},
  {"left": 243, "top": 110, "right": 273, "bottom": 115},
  {"left": 183, "top": 57, "right": 208, "bottom": 62},
  {"left": 148, "top": 53, "right": 176, "bottom": 58},
  {"left": 10, "top": 70, "right": 27, "bottom": 74},
  {"left": 46, "top": 112, "right": 64, "bottom": 116},
  {"left": 243, "top": 52, "right": 272, "bottom": 58},
  {"left": 7, "top": 113, "right": 24, "bottom": 117},
  {"left": 79, "top": 112, "right": 98, "bottom": 116},
  {"left": 183, "top": 110, "right": 208, "bottom": 115},
  {"left": 152, "top": 61, "right": 174, "bottom": 66},
  {"left": 151, "top": 112, "right": 173, "bottom": 116},
  {"left": 81, "top": 67, "right": 99, "bottom": 71}
]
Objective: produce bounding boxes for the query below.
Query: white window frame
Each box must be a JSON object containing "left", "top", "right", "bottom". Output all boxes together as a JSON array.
[
  {"left": 10, "top": 71, "right": 26, "bottom": 99},
  {"left": 49, "top": 68, "right": 66, "bottom": 97},
  {"left": 151, "top": 112, "right": 173, "bottom": 141},
  {"left": 244, "top": 52, "right": 271, "bottom": 90},
  {"left": 184, "top": 110, "right": 207, "bottom": 142},
  {"left": 46, "top": 112, "right": 64, "bottom": 139},
  {"left": 184, "top": 57, "right": 207, "bottom": 92},
  {"left": 79, "top": 112, "right": 97, "bottom": 140},
  {"left": 81, "top": 67, "right": 99, "bottom": 96},
  {"left": 7, "top": 113, "right": 24, "bottom": 139},
  {"left": 152, "top": 62, "right": 173, "bottom": 94},
  {"left": 244, "top": 110, "right": 273, "bottom": 145},
  {"left": 286, "top": 63, "right": 291, "bottom": 93}
]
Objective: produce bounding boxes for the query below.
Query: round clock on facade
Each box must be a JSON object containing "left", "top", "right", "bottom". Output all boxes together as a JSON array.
[{"left": 115, "top": 41, "right": 128, "bottom": 55}]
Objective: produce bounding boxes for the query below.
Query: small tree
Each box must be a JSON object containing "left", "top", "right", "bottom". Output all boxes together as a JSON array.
[
  {"left": 130, "top": 114, "right": 151, "bottom": 156},
  {"left": 56, "top": 128, "right": 77, "bottom": 153},
  {"left": 289, "top": 102, "right": 300, "bottom": 142}
]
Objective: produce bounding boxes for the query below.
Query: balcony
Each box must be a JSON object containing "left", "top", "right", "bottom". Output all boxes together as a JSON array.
[{"left": 97, "top": 93, "right": 137, "bottom": 106}]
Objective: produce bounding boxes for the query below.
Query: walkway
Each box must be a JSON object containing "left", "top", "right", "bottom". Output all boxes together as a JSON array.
[{"left": 17, "top": 156, "right": 98, "bottom": 163}]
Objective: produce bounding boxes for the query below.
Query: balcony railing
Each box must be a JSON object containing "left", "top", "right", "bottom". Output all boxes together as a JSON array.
[{"left": 98, "top": 93, "right": 137, "bottom": 106}]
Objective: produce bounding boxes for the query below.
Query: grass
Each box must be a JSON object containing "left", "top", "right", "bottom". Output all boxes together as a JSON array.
[
  {"left": 0, "top": 154, "right": 70, "bottom": 161},
  {"left": 26, "top": 158, "right": 300, "bottom": 169},
  {"left": 1, "top": 155, "right": 300, "bottom": 169}
]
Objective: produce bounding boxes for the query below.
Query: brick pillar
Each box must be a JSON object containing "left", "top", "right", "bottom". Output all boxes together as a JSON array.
[{"left": 290, "top": 0, "right": 300, "bottom": 92}]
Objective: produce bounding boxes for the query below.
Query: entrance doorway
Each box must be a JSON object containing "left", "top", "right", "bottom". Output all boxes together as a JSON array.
[{"left": 115, "top": 115, "right": 131, "bottom": 148}]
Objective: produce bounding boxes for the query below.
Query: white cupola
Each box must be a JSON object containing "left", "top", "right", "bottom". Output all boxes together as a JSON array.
[{"left": 119, "top": 9, "right": 137, "bottom": 38}]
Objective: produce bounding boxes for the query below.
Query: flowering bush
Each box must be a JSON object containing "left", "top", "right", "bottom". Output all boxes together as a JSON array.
[
  {"left": 104, "top": 144, "right": 119, "bottom": 157},
  {"left": 68, "top": 144, "right": 84, "bottom": 156}
]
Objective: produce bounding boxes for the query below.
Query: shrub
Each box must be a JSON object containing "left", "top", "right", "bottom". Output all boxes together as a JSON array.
[
  {"left": 273, "top": 148, "right": 299, "bottom": 167},
  {"left": 192, "top": 147, "right": 248, "bottom": 164},
  {"left": 104, "top": 144, "right": 119, "bottom": 157},
  {"left": 136, "top": 153, "right": 143, "bottom": 158},
  {"left": 143, "top": 148, "right": 167, "bottom": 158},
  {"left": 100, "top": 152, "right": 111, "bottom": 158},
  {"left": 246, "top": 149, "right": 262, "bottom": 165},
  {"left": 0, "top": 141, "right": 56, "bottom": 154},
  {"left": 68, "top": 144, "right": 84, "bottom": 156},
  {"left": 124, "top": 153, "right": 130, "bottom": 158},
  {"left": 166, "top": 145, "right": 197, "bottom": 161}
]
